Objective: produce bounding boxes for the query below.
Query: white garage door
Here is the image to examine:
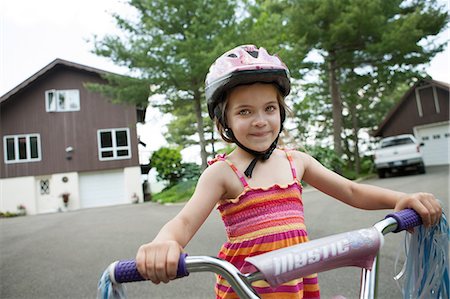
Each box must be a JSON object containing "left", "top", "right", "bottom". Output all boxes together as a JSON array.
[
  {"left": 79, "top": 170, "right": 126, "bottom": 208},
  {"left": 415, "top": 122, "right": 450, "bottom": 166}
]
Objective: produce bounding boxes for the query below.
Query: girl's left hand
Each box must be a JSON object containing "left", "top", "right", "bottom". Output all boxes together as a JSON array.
[{"left": 394, "top": 192, "right": 442, "bottom": 227}]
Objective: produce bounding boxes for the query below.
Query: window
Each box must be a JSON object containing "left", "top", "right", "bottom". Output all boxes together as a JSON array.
[
  {"left": 3, "top": 134, "right": 41, "bottom": 163},
  {"left": 40, "top": 180, "right": 50, "bottom": 195},
  {"left": 45, "top": 89, "right": 80, "bottom": 112},
  {"left": 380, "top": 137, "right": 414, "bottom": 148},
  {"left": 97, "top": 128, "right": 131, "bottom": 161}
]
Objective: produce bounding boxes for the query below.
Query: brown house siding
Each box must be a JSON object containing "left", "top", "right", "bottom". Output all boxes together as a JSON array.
[
  {"left": 0, "top": 65, "right": 139, "bottom": 178},
  {"left": 375, "top": 82, "right": 449, "bottom": 137}
]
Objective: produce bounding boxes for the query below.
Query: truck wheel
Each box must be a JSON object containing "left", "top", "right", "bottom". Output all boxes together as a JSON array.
[
  {"left": 418, "top": 165, "right": 426, "bottom": 174},
  {"left": 377, "top": 169, "right": 386, "bottom": 178}
]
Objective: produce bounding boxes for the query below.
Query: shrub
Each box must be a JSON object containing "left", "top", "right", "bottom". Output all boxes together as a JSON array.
[
  {"left": 180, "top": 162, "right": 201, "bottom": 181},
  {"left": 151, "top": 147, "right": 183, "bottom": 187},
  {"left": 304, "top": 145, "right": 345, "bottom": 172}
]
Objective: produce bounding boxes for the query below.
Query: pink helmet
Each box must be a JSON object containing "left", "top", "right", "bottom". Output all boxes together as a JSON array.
[{"left": 205, "top": 44, "right": 291, "bottom": 120}]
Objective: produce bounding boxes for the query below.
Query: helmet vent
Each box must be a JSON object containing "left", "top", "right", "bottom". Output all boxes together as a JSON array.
[{"left": 247, "top": 51, "right": 259, "bottom": 58}]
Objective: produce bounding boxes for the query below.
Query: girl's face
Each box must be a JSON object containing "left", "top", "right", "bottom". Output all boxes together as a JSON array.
[{"left": 226, "top": 83, "right": 281, "bottom": 152}]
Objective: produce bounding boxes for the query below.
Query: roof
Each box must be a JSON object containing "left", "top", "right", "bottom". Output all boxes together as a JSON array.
[
  {"left": 0, "top": 58, "right": 119, "bottom": 104},
  {"left": 373, "top": 78, "right": 450, "bottom": 136}
]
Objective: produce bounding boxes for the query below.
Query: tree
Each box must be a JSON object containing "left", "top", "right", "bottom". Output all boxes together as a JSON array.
[
  {"left": 283, "top": 0, "right": 447, "bottom": 172},
  {"left": 151, "top": 147, "right": 201, "bottom": 187},
  {"left": 164, "top": 98, "right": 216, "bottom": 152},
  {"left": 150, "top": 147, "right": 183, "bottom": 187},
  {"left": 92, "top": 0, "right": 241, "bottom": 170}
]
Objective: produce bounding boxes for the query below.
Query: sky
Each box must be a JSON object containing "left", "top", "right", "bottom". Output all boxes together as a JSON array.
[{"left": 1, "top": 0, "right": 449, "bottom": 164}]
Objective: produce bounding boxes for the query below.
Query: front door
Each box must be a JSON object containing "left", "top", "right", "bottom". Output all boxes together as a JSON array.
[{"left": 36, "top": 177, "right": 59, "bottom": 213}]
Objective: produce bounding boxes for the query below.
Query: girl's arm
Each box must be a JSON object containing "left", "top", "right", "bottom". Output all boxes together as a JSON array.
[
  {"left": 136, "top": 162, "right": 229, "bottom": 284},
  {"left": 298, "top": 151, "right": 442, "bottom": 227}
]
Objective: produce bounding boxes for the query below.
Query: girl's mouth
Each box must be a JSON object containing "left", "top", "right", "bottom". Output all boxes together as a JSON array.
[{"left": 250, "top": 131, "right": 271, "bottom": 137}]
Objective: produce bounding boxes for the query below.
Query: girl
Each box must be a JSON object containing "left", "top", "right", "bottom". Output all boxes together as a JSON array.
[{"left": 136, "top": 45, "right": 442, "bottom": 298}]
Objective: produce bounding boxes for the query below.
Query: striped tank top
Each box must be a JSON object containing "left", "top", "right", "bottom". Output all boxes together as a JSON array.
[{"left": 210, "top": 151, "right": 320, "bottom": 299}]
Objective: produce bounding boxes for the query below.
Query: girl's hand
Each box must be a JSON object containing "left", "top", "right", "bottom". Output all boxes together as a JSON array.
[
  {"left": 136, "top": 240, "right": 183, "bottom": 284},
  {"left": 394, "top": 192, "right": 442, "bottom": 227}
]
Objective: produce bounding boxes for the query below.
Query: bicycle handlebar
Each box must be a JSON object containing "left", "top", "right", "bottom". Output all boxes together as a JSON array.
[
  {"left": 385, "top": 208, "right": 422, "bottom": 232},
  {"left": 108, "top": 255, "right": 259, "bottom": 298},
  {"left": 110, "top": 253, "right": 189, "bottom": 284},
  {"left": 105, "top": 209, "right": 423, "bottom": 295}
]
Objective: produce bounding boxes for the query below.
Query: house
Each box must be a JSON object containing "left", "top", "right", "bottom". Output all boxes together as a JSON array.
[
  {"left": 0, "top": 59, "right": 144, "bottom": 215},
  {"left": 373, "top": 78, "right": 449, "bottom": 166}
]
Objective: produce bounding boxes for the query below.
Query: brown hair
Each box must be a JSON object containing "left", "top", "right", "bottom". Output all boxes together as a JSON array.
[{"left": 214, "top": 83, "right": 291, "bottom": 143}]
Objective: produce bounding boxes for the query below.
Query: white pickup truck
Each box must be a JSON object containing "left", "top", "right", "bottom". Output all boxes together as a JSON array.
[{"left": 373, "top": 134, "right": 426, "bottom": 178}]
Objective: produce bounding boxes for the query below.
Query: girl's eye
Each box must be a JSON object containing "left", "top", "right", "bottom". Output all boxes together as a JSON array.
[
  {"left": 239, "top": 109, "right": 251, "bottom": 115},
  {"left": 266, "top": 105, "right": 276, "bottom": 112}
]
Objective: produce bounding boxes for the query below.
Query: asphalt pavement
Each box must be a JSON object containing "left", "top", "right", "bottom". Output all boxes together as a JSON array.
[{"left": 0, "top": 166, "right": 448, "bottom": 299}]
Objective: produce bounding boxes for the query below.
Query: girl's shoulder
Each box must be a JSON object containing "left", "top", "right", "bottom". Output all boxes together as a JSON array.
[
  {"left": 204, "top": 153, "right": 236, "bottom": 180},
  {"left": 199, "top": 154, "right": 242, "bottom": 200},
  {"left": 278, "top": 147, "right": 312, "bottom": 161},
  {"left": 207, "top": 153, "right": 228, "bottom": 166},
  {"left": 276, "top": 148, "right": 314, "bottom": 175}
]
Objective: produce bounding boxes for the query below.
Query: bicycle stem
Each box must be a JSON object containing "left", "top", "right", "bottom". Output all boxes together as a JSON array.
[{"left": 359, "top": 216, "right": 398, "bottom": 299}]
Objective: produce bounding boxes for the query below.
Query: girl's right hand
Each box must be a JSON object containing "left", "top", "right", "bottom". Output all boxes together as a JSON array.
[{"left": 135, "top": 240, "right": 183, "bottom": 284}]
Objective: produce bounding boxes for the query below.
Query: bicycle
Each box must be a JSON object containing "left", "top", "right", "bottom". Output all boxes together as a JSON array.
[{"left": 98, "top": 209, "right": 448, "bottom": 299}]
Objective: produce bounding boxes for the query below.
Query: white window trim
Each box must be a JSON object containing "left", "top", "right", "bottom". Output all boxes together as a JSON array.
[
  {"left": 45, "top": 89, "right": 56, "bottom": 112},
  {"left": 45, "top": 89, "right": 80, "bottom": 112},
  {"left": 414, "top": 88, "right": 423, "bottom": 117},
  {"left": 3, "top": 134, "right": 42, "bottom": 164},
  {"left": 432, "top": 85, "right": 440, "bottom": 114},
  {"left": 97, "top": 128, "right": 132, "bottom": 161},
  {"left": 414, "top": 84, "right": 441, "bottom": 117}
]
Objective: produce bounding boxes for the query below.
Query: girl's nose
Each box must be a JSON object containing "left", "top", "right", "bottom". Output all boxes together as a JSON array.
[{"left": 252, "top": 113, "right": 268, "bottom": 127}]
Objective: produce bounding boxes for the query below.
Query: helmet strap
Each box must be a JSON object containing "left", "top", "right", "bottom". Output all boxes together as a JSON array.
[{"left": 225, "top": 128, "right": 280, "bottom": 178}]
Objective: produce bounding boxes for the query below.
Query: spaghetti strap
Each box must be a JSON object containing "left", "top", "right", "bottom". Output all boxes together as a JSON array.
[
  {"left": 283, "top": 150, "right": 298, "bottom": 181},
  {"left": 208, "top": 154, "right": 249, "bottom": 188},
  {"left": 224, "top": 160, "right": 250, "bottom": 188}
]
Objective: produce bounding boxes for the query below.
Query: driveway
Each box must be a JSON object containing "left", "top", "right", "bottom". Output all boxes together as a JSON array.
[{"left": 0, "top": 166, "right": 448, "bottom": 299}]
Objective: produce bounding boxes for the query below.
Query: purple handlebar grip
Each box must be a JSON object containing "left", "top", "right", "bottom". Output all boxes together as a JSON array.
[
  {"left": 114, "top": 260, "right": 145, "bottom": 283},
  {"left": 386, "top": 209, "right": 422, "bottom": 233},
  {"left": 176, "top": 253, "right": 189, "bottom": 278},
  {"left": 114, "top": 253, "right": 189, "bottom": 283}
]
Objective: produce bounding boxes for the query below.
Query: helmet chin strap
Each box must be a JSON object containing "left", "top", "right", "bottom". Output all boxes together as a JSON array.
[{"left": 225, "top": 128, "right": 280, "bottom": 178}]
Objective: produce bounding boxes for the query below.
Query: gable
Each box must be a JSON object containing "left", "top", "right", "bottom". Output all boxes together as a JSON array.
[
  {"left": 0, "top": 60, "right": 140, "bottom": 178},
  {"left": 374, "top": 79, "right": 449, "bottom": 137}
]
